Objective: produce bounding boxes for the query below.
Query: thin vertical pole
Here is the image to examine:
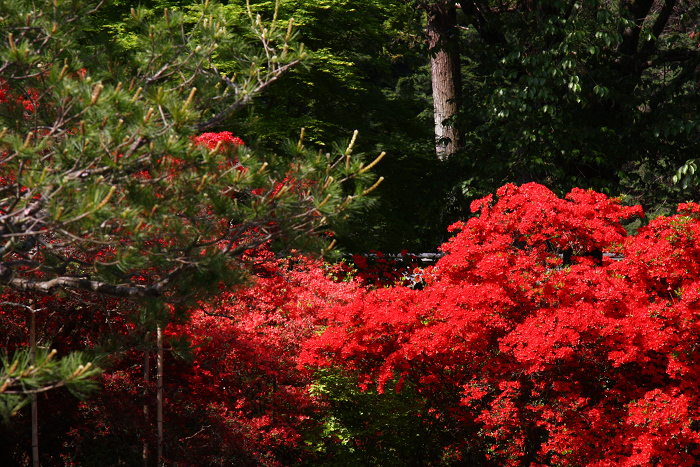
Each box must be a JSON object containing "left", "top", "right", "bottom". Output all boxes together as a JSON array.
[
  {"left": 143, "top": 346, "right": 150, "bottom": 467},
  {"left": 30, "top": 310, "right": 39, "bottom": 467},
  {"left": 156, "top": 325, "right": 163, "bottom": 466}
]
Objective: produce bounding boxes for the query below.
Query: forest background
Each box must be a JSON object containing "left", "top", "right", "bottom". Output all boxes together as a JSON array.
[
  {"left": 2, "top": 0, "right": 700, "bottom": 466},
  {"left": 26, "top": 0, "right": 700, "bottom": 252},
  {"left": 206, "top": 0, "right": 700, "bottom": 252}
]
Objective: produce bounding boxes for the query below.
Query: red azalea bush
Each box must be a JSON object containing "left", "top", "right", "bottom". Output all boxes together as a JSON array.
[
  {"left": 0, "top": 78, "right": 39, "bottom": 113},
  {"left": 300, "top": 182, "right": 700, "bottom": 466},
  {"left": 8, "top": 181, "right": 700, "bottom": 466},
  {"left": 160, "top": 254, "right": 361, "bottom": 466},
  {"left": 56, "top": 253, "right": 362, "bottom": 467},
  {"left": 190, "top": 132, "right": 303, "bottom": 200},
  {"left": 326, "top": 250, "right": 422, "bottom": 288}
]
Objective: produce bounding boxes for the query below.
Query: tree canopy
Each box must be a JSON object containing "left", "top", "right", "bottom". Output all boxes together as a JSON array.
[{"left": 453, "top": 0, "right": 700, "bottom": 207}]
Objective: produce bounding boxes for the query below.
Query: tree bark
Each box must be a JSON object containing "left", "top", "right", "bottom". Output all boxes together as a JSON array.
[
  {"left": 618, "top": 0, "right": 656, "bottom": 56},
  {"left": 0, "top": 267, "right": 183, "bottom": 299},
  {"left": 426, "top": 1, "right": 463, "bottom": 160}
]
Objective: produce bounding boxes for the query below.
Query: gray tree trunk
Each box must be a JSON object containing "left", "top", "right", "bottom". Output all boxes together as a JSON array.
[{"left": 426, "top": 1, "right": 462, "bottom": 160}]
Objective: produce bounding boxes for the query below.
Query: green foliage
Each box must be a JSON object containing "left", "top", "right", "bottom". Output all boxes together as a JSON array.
[
  {"left": 0, "top": 0, "right": 379, "bottom": 408},
  {"left": 0, "top": 346, "right": 101, "bottom": 421},
  {"left": 308, "top": 369, "right": 478, "bottom": 466},
  {"left": 215, "top": 0, "right": 700, "bottom": 251},
  {"left": 674, "top": 158, "right": 698, "bottom": 189},
  {"left": 231, "top": 0, "right": 427, "bottom": 144},
  {"left": 216, "top": 0, "right": 441, "bottom": 252},
  {"left": 455, "top": 0, "right": 700, "bottom": 209}
]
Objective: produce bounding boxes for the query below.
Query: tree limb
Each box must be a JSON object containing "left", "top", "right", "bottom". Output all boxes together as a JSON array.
[
  {"left": 641, "top": 0, "right": 679, "bottom": 55},
  {"left": 0, "top": 264, "right": 187, "bottom": 299},
  {"left": 197, "top": 59, "right": 300, "bottom": 132}
]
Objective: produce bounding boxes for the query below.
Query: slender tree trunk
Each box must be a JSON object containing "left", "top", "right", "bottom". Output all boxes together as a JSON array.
[
  {"left": 30, "top": 310, "right": 39, "bottom": 467},
  {"left": 426, "top": 1, "right": 462, "bottom": 160},
  {"left": 157, "top": 325, "right": 164, "bottom": 466},
  {"left": 143, "top": 347, "right": 150, "bottom": 467}
]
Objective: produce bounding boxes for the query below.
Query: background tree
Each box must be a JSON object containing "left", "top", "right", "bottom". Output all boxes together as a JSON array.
[
  {"left": 227, "top": 0, "right": 444, "bottom": 252},
  {"left": 207, "top": 0, "right": 700, "bottom": 252},
  {"left": 451, "top": 0, "right": 700, "bottom": 213},
  {"left": 423, "top": 0, "right": 463, "bottom": 160}
]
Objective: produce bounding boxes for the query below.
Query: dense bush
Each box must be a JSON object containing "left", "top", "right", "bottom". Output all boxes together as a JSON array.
[{"left": 301, "top": 183, "right": 700, "bottom": 466}]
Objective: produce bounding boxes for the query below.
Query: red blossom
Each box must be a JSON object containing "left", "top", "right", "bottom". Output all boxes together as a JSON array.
[
  {"left": 191, "top": 131, "right": 244, "bottom": 151},
  {"left": 301, "top": 183, "right": 700, "bottom": 466}
]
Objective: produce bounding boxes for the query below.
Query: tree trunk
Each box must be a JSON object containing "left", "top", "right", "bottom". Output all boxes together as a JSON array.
[
  {"left": 30, "top": 310, "right": 39, "bottom": 467},
  {"left": 157, "top": 325, "right": 164, "bottom": 467},
  {"left": 426, "top": 1, "right": 462, "bottom": 160},
  {"left": 143, "top": 347, "right": 150, "bottom": 467},
  {"left": 617, "top": 0, "right": 655, "bottom": 56}
]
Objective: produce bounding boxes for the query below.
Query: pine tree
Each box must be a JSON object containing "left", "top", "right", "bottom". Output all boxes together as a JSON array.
[{"left": 0, "top": 0, "right": 380, "bottom": 416}]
